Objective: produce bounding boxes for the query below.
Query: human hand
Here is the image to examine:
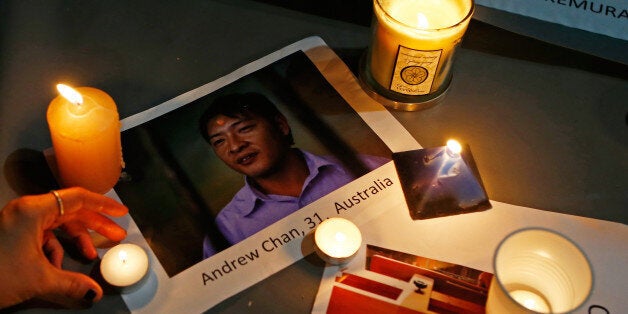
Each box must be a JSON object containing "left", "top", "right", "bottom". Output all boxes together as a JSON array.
[{"left": 0, "top": 187, "right": 128, "bottom": 309}]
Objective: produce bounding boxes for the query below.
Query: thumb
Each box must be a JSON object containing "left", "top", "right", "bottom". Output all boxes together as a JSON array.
[{"left": 39, "top": 267, "right": 103, "bottom": 308}]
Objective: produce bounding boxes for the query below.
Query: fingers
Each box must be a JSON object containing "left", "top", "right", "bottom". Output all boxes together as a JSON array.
[
  {"left": 39, "top": 267, "right": 103, "bottom": 308},
  {"left": 54, "top": 187, "right": 128, "bottom": 218},
  {"left": 0, "top": 188, "right": 128, "bottom": 309},
  {"left": 81, "top": 211, "right": 127, "bottom": 241},
  {"left": 43, "top": 230, "right": 64, "bottom": 268},
  {"left": 60, "top": 222, "right": 98, "bottom": 260},
  {"left": 13, "top": 187, "right": 128, "bottom": 233},
  {"left": 18, "top": 187, "right": 129, "bottom": 260},
  {"left": 65, "top": 211, "right": 128, "bottom": 241},
  {"left": 61, "top": 212, "right": 127, "bottom": 260},
  {"left": 48, "top": 188, "right": 128, "bottom": 260}
]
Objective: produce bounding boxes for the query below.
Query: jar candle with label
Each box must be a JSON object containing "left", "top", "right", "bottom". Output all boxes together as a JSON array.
[{"left": 362, "top": 0, "right": 474, "bottom": 110}]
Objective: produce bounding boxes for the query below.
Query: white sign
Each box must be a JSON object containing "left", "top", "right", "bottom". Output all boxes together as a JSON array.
[{"left": 476, "top": 0, "right": 628, "bottom": 40}]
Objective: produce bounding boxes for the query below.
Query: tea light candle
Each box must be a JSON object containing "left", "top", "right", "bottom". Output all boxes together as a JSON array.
[
  {"left": 368, "top": 0, "right": 473, "bottom": 96},
  {"left": 314, "top": 217, "right": 362, "bottom": 265},
  {"left": 100, "top": 244, "right": 149, "bottom": 293},
  {"left": 47, "top": 84, "right": 123, "bottom": 194}
]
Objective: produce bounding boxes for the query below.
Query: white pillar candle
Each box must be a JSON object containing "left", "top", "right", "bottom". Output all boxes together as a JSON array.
[
  {"left": 314, "top": 217, "right": 362, "bottom": 265},
  {"left": 100, "top": 243, "right": 149, "bottom": 293}
]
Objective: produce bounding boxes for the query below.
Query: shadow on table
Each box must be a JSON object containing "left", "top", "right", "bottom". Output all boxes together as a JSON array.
[{"left": 3, "top": 148, "right": 59, "bottom": 196}]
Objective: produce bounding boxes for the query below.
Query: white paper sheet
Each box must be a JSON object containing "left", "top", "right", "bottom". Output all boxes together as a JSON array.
[
  {"left": 103, "top": 36, "right": 626, "bottom": 314},
  {"left": 312, "top": 197, "right": 627, "bottom": 314}
]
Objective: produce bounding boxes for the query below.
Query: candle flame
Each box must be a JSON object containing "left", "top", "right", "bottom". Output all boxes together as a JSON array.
[
  {"left": 118, "top": 250, "right": 128, "bottom": 264},
  {"left": 56, "top": 84, "right": 83, "bottom": 105},
  {"left": 416, "top": 12, "right": 429, "bottom": 29},
  {"left": 446, "top": 139, "right": 462, "bottom": 155}
]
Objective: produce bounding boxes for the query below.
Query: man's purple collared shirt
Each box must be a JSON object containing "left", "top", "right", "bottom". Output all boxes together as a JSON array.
[{"left": 203, "top": 150, "right": 388, "bottom": 258}]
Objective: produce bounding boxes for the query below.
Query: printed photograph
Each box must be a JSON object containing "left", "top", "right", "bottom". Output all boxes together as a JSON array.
[
  {"left": 113, "top": 51, "right": 392, "bottom": 276},
  {"left": 326, "top": 244, "right": 493, "bottom": 313}
]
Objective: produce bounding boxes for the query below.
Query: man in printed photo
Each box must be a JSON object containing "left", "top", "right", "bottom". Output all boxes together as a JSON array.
[{"left": 199, "top": 92, "right": 388, "bottom": 258}]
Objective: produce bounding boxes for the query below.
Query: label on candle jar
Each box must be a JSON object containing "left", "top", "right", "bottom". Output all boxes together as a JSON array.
[{"left": 389, "top": 46, "right": 442, "bottom": 95}]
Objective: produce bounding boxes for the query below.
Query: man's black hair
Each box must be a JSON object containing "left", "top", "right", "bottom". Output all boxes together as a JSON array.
[{"left": 199, "top": 92, "right": 294, "bottom": 144}]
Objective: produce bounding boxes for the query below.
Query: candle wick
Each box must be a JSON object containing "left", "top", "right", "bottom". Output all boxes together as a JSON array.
[
  {"left": 118, "top": 250, "right": 128, "bottom": 265},
  {"left": 423, "top": 150, "right": 444, "bottom": 163}
]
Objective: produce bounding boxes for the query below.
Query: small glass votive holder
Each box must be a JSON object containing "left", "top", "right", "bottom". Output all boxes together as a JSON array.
[
  {"left": 486, "top": 228, "right": 593, "bottom": 314},
  {"left": 360, "top": 0, "right": 474, "bottom": 111}
]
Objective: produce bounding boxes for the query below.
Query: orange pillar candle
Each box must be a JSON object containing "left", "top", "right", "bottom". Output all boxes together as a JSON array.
[{"left": 47, "top": 84, "right": 123, "bottom": 194}]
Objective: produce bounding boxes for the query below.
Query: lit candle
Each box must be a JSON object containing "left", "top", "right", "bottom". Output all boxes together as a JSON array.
[
  {"left": 439, "top": 139, "right": 463, "bottom": 178},
  {"left": 47, "top": 84, "right": 123, "bottom": 193},
  {"left": 394, "top": 139, "right": 491, "bottom": 219},
  {"left": 368, "top": 0, "right": 473, "bottom": 96},
  {"left": 509, "top": 290, "right": 551, "bottom": 313},
  {"left": 314, "top": 217, "right": 362, "bottom": 265},
  {"left": 486, "top": 229, "right": 593, "bottom": 314},
  {"left": 445, "top": 139, "right": 462, "bottom": 157},
  {"left": 100, "top": 244, "right": 149, "bottom": 293}
]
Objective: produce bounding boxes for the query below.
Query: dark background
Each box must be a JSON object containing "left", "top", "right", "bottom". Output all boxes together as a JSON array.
[{"left": 1, "top": 1, "right": 626, "bottom": 313}]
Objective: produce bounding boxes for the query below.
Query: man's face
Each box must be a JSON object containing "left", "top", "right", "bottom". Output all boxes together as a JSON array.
[{"left": 206, "top": 113, "right": 291, "bottom": 179}]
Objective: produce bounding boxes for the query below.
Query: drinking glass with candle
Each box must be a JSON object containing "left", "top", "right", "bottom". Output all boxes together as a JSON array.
[
  {"left": 486, "top": 228, "right": 592, "bottom": 314},
  {"left": 47, "top": 84, "right": 123, "bottom": 194},
  {"left": 360, "top": 0, "right": 474, "bottom": 110}
]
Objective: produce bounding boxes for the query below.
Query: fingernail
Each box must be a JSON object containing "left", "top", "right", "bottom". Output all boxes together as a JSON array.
[{"left": 83, "top": 289, "right": 96, "bottom": 301}]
